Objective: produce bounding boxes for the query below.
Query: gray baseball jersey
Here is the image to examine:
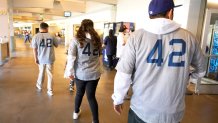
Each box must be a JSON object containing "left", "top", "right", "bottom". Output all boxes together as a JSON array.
[
  {"left": 65, "top": 37, "right": 101, "bottom": 81},
  {"left": 115, "top": 19, "right": 205, "bottom": 123},
  {"left": 32, "top": 32, "right": 58, "bottom": 64}
]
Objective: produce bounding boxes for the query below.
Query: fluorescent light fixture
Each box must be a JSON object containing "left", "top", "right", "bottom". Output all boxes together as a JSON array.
[{"left": 64, "top": 11, "right": 71, "bottom": 17}]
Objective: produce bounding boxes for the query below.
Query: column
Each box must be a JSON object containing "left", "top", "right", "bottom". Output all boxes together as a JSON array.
[
  {"left": 0, "top": 0, "right": 11, "bottom": 65},
  {"left": 8, "top": 0, "right": 15, "bottom": 53},
  {"left": 186, "top": 0, "right": 206, "bottom": 41}
]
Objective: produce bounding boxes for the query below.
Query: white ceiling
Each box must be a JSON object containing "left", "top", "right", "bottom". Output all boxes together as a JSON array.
[
  {"left": 12, "top": 0, "right": 117, "bottom": 23},
  {"left": 207, "top": 0, "right": 218, "bottom": 9},
  {"left": 14, "top": 0, "right": 218, "bottom": 23}
]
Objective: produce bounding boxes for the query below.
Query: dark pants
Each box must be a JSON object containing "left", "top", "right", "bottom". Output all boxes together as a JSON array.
[
  {"left": 107, "top": 55, "right": 113, "bottom": 68},
  {"left": 70, "top": 80, "right": 74, "bottom": 86},
  {"left": 128, "top": 108, "right": 146, "bottom": 123},
  {"left": 128, "top": 108, "right": 181, "bottom": 123},
  {"left": 24, "top": 35, "right": 30, "bottom": 43},
  {"left": 75, "top": 78, "right": 99, "bottom": 123}
]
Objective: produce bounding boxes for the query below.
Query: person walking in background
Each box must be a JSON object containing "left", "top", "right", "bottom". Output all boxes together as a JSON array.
[
  {"left": 24, "top": 31, "right": 31, "bottom": 43},
  {"left": 64, "top": 49, "right": 75, "bottom": 92},
  {"left": 55, "top": 32, "right": 62, "bottom": 44},
  {"left": 65, "top": 19, "right": 101, "bottom": 123},
  {"left": 116, "top": 25, "right": 131, "bottom": 100},
  {"left": 129, "top": 28, "right": 135, "bottom": 36},
  {"left": 103, "top": 29, "right": 117, "bottom": 70},
  {"left": 32, "top": 22, "right": 58, "bottom": 96},
  {"left": 116, "top": 25, "right": 129, "bottom": 61},
  {"left": 112, "top": 0, "right": 206, "bottom": 123}
]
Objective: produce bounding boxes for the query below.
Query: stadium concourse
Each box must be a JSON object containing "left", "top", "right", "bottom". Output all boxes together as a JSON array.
[{"left": 0, "top": 38, "right": 218, "bottom": 123}]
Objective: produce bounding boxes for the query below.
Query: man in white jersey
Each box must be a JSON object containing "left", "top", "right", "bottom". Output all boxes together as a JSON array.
[
  {"left": 32, "top": 22, "right": 58, "bottom": 96},
  {"left": 112, "top": 0, "right": 206, "bottom": 123}
]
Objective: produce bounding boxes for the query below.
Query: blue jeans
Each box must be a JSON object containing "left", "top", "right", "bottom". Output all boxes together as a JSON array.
[
  {"left": 128, "top": 108, "right": 181, "bottom": 123},
  {"left": 128, "top": 108, "right": 146, "bottom": 123}
]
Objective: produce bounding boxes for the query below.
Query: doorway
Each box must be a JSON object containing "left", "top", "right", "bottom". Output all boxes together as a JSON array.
[
  {"left": 35, "top": 28, "right": 39, "bottom": 34},
  {"left": 201, "top": 9, "right": 218, "bottom": 84}
]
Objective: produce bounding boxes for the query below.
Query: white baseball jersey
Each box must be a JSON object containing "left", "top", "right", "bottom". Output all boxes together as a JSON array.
[
  {"left": 64, "top": 33, "right": 101, "bottom": 81},
  {"left": 32, "top": 32, "right": 58, "bottom": 64},
  {"left": 112, "top": 18, "right": 206, "bottom": 123}
]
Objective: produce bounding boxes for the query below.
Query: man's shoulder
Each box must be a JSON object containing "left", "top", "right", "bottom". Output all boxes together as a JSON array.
[
  {"left": 35, "top": 33, "right": 53, "bottom": 36},
  {"left": 136, "top": 29, "right": 145, "bottom": 32},
  {"left": 176, "top": 28, "right": 192, "bottom": 35},
  {"left": 33, "top": 33, "right": 42, "bottom": 38},
  {"left": 132, "top": 29, "right": 151, "bottom": 37},
  {"left": 33, "top": 33, "right": 40, "bottom": 37},
  {"left": 104, "top": 36, "right": 109, "bottom": 40},
  {"left": 33, "top": 33, "right": 54, "bottom": 40},
  {"left": 135, "top": 29, "right": 151, "bottom": 34},
  {"left": 175, "top": 28, "right": 197, "bottom": 39},
  {"left": 69, "top": 37, "right": 79, "bottom": 46},
  {"left": 32, "top": 33, "right": 41, "bottom": 40},
  {"left": 45, "top": 33, "right": 54, "bottom": 37}
]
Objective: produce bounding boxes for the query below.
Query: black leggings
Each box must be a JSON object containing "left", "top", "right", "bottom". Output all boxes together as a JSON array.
[
  {"left": 75, "top": 78, "right": 99, "bottom": 123},
  {"left": 107, "top": 55, "right": 113, "bottom": 68}
]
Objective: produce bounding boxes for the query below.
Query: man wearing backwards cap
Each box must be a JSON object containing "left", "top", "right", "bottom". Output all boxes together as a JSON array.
[{"left": 112, "top": 0, "right": 206, "bottom": 123}]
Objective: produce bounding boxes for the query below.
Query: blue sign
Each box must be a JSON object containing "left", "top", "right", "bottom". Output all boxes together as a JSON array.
[{"left": 209, "top": 31, "right": 218, "bottom": 72}]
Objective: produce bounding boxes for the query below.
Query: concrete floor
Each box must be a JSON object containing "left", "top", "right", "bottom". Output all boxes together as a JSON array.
[{"left": 0, "top": 38, "right": 218, "bottom": 123}]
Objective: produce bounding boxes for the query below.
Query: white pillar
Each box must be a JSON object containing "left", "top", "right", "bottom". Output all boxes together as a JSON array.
[
  {"left": 174, "top": 0, "right": 206, "bottom": 41},
  {"left": 0, "top": 0, "right": 9, "bottom": 38},
  {"left": 111, "top": 5, "right": 117, "bottom": 22},
  {"left": 0, "top": 0, "right": 10, "bottom": 65},
  {"left": 8, "top": 0, "right": 15, "bottom": 53},
  {"left": 186, "top": 0, "right": 205, "bottom": 40}
]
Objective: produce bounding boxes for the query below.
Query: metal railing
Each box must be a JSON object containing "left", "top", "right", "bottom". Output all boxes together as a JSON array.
[{"left": 191, "top": 54, "right": 218, "bottom": 95}]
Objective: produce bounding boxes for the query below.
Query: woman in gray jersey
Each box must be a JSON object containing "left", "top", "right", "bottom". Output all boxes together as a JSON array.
[{"left": 65, "top": 19, "right": 101, "bottom": 123}]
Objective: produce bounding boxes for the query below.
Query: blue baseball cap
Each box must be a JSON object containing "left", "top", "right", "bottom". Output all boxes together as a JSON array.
[{"left": 148, "top": 0, "right": 182, "bottom": 16}]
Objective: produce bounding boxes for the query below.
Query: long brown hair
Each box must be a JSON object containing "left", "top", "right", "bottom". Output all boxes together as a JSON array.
[{"left": 76, "top": 19, "right": 101, "bottom": 49}]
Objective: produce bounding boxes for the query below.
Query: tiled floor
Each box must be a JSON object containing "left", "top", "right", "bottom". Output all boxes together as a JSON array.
[{"left": 0, "top": 38, "right": 218, "bottom": 123}]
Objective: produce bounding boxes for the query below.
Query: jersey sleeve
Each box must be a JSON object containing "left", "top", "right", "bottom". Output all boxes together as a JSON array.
[
  {"left": 116, "top": 35, "right": 136, "bottom": 74},
  {"left": 112, "top": 71, "right": 132, "bottom": 105},
  {"left": 190, "top": 38, "right": 206, "bottom": 82},
  {"left": 53, "top": 36, "right": 59, "bottom": 47},
  {"left": 112, "top": 35, "right": 135, "bottom": 105},
  {"left": 31, "top": 35, "right": 37, "bottom": 48},
  {"left": 64, "top": 38, "right": 78, "bottom": 77}
]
